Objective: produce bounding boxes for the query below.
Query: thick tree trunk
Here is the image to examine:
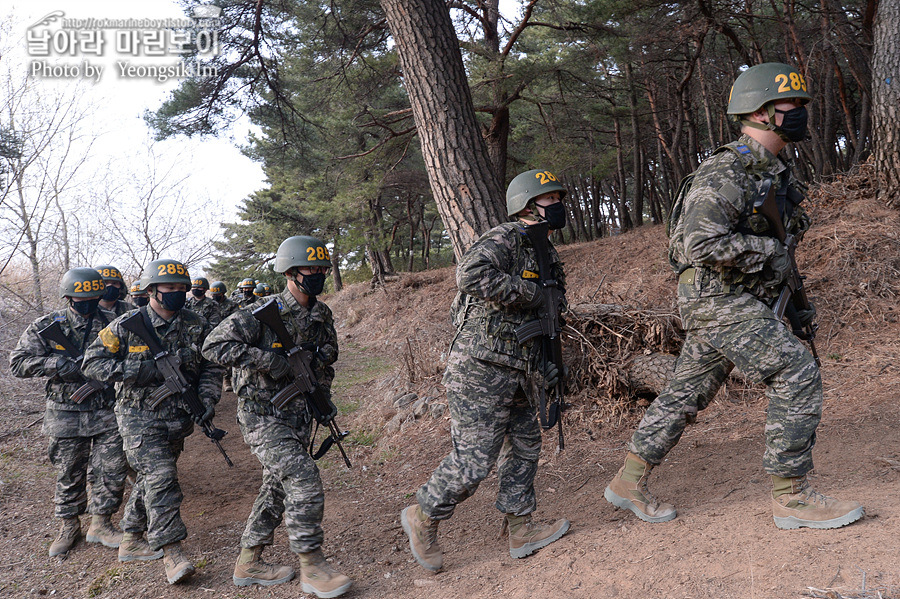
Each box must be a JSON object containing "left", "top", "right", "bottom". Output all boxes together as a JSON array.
[
  {"left": 380, "top": 0, "right": 505, "bottom": 260},
  {"left": 872, "top": 0, "right": 900, "bottom": 207}
]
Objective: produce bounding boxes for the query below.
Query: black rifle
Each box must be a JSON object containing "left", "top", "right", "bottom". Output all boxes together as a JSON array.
[
  {"left": 120, "top": 310, "right": 234, "bottom": 467},
  {"left": 753, "top": 178, "right": 821, "bottom": 367},
  {"left": 252, "top": 299, "right": 352, "bottom": 468},
  {"left": 38, "top": 321, "right": 109, "bottom": 404},
  {"left": 514, "top": 221, "right": 567, "bottom": 449}
]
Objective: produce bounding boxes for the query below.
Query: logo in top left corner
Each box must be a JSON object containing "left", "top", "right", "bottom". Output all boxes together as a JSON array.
[{"left": 29, "top": 10, "right": 66, "bottom": 30}]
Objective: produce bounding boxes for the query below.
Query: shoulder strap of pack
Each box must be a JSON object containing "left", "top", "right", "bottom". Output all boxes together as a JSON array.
[{"left": 665, "top": 142, "right": 752, "bottom": 238}]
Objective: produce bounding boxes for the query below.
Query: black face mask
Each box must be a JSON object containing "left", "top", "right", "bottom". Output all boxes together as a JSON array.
[
  {"left": 243, "top": 290, "right": 255, "bottom": 299},
  {"left": 211, "top": 294, "right": 223, "bottom": 303},
  {"left": 773, "top": 105, "right": 808, "bottom": 142},
  {"left": 71, "top": 298, "right": 100, "bottom": 316},
  {"left": 101, "top": 285, "right": 120, "bottom": 302},
  {"left": 191, "top": 288, "right": 205, "bottom": 298},
  {"left": 296, "top": 273, "right": 326, "bottom": 296},
  {"left": 540, "top": 202, "right": 567, "bottom": 230},
  {"left": 133, "top": 296, "right": 150, "bottom": 307},
  {"left": 156, "top": 290, "right": 186, "bottom": 311}
]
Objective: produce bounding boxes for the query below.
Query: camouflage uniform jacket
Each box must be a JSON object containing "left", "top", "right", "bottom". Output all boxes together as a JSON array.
[
  {"left": 81, "top": 306, "right": 222, "bottom": 417},
  {"left": 213, "top": 297, "right": 238, "bottom": 319},
  {"left": 9, "top": 307, "right": 118, "bottom": 436},
  {"left": 448, "top": 221, "right": 565, "bottom": 371},
  {"left": 669, "top": 134, "right": 810, "bottom": 330},
  {"left": 186, "top": 295, "right": 223, "bottom": 327},
  {"left": 107, "top": 299, "right": 136, "bottom": 317},
  {"left": 201, "top": 290, "right": 337, "bottom": 419}
]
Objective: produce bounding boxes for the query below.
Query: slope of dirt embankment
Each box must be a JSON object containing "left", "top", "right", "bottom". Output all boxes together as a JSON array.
[{"left": 1, "top": 165, "right": 898, "bottom": 599}]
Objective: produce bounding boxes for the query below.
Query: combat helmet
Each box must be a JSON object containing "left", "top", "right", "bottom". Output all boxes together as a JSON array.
[
  {"left": 140, "top": 258, "right": 191, "bottom": 290},
  {"left": 238, "top": 277, "right": 256, "bottom": 290},
  {"left": 254, "top": 282, "right": 273, "bottom": 297},
  {"left": 191, "top": 277, "right": 210, "bottom": 290},
  {"left": 94, "top": 264, "right": 127, "bottom": 299},
  {"left": 59, "top": 268, "right": 105, "bottom": 299},
  {"left": 506, "top": 169, "right": 567, "bottom": 217},
  {"left": 209, "top": 281, "right": 227, "bottom": 295},
  {"left": 273, "top": 236, "right": 331, "bottom": 274},
  {"left": 727, "top": 62, "right": 811, "bottom": 116}
]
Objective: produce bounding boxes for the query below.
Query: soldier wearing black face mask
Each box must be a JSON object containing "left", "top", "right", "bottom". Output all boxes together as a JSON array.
[
  {"left": 95, "top": 265, "right": 136, "bottom": 316},
  {"left": 10, "top": 268, "right": 128, "bottom": 557},
  {"left": 82, "top": 258, "right": 222, "bottom": 585},
  {"left": 129, "top": 282, "right": 150, "bottom": 308},
  {"left": 186, "top": 277, "right": 223, "bottom": 328},
  {"left": 201, "top": 235, "right": 349, "bottom": 596}
]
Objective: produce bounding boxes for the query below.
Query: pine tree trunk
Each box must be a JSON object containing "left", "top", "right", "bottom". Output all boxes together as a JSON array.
[
  {"left": 379, "top": 0, "right": 505, "bottom": 260},
  {"left": 872, "top": 0, "right": 900, "bottom": 207}
]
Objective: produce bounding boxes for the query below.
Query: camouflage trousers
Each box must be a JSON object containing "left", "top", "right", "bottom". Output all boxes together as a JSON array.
[
  {"left": 417, "top": 356, "right": 541, "bottom": 520},
  {"left": 116, "top": 409, "right": 191, "bottom": 550},
  {"left": 630, "top": 316, "right": 822, "bottom": 477},
  {"left": 238, "top": 409, "right": 324, "bottom": 554},
  {"left": 47, "top": 430, "right": 128, "bottom": 519}
]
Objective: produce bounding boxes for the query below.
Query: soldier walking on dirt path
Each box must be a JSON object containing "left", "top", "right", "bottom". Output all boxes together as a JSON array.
[
  {"left": 202, "top": 235, "right": 352, "bottom": 598},
  {"left": 10, "top": 268, "right": 128, "bottom": 558},
  {"left": 604, "top": 63, "right": 864, "bottom": 531},
  {"left": 82, "top": 258, "right": 223, "bottom": 584},
  {"left": 401, "top": 169, "right": 571, "bottom": 573}
]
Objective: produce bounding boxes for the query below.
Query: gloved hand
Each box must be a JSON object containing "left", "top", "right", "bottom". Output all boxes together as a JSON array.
[
  {"left": 300, "top": 342, "right": 329, "bottom": 365},
  {"left": 522, "top": 285, "right": 545, "bottom": 310},
  {"left": 192, "top": 403, "right": 214, "bottom": 426},
  {"left": 266, "top": 354, "right": 292, "bottom": 380},
  {"left": 761, "top": 243, "right": 792, "bottom": 288},
  {"left": 56, "top": 357, "right": 82, "bottom": 382},
  {"left": 135, "top": 360, "right": 162, "bottom": 386},
  {"left": 542, "top": 362, "right": 568, "bottom": 389},
  {"left": 796, "top": 303, "right": 817, "bottom": 329}
]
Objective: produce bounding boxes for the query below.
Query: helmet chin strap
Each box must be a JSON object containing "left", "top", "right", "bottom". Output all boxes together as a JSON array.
[{"left": 740, "top": 103, "right": 779, "bottom": 132}]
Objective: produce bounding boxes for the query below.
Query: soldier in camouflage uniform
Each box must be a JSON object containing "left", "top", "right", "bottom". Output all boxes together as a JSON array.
[
  {"left": 604, "top": 63, "right": 863, "bottom": 530},
  {"left": 129, "top": 282, "right": 149, "bottom": 307},
  {"left": 233, "top": 277, "right": 257, "bottom": 308},
  {"left": 95, "top": 264, "right": 135, "bottom": 316},
  {"left": 82, "top": 258, "right": 222, "bottom": 584},
  {"left": 202, "top": 236, "right": 351, "bottom": 597},
  {"left": 10, "top": 268, "right": 127, "bottom": 557},
  {"left": 186, "top": 277, "right": 223, "bottom": 328},
  {"left": 401, "top": 169, "right": 571, "bottom": 572},
  {"left": 209, "top": 281, "right": 237, "bottom": 319}
]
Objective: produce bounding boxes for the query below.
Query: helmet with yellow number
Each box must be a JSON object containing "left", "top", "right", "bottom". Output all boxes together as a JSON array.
[
  {"left": 273, "top": 236, "right": 331, "bottom": 274},
  {"left": 140, "top": 258, "right": 191, "bottom": 290},
  {"left": 59, "top": 268, "right": 105, "bottom": 299},
  {"left": 506, "top": 169, "right": 567, "bottom": 216},
  {"left": 726, "top": 62, "right": 812, "bottom": 115}
]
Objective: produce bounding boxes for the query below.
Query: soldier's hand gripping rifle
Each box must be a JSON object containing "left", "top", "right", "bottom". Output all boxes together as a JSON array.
[
  {"left": 38, "top": 321, "right": 109, "bottom": 404},
  {"left": 120, "top": 311, "right": 234, "bottom": 467},
  {"left": 251, "top": 299, "right": 352, "bottom": 468},
  {"left": 514, "top": 221, "right": 567, "bottom": 449},
  {"left": 754, "top": 178, "right": 821, "bottom": 367}
]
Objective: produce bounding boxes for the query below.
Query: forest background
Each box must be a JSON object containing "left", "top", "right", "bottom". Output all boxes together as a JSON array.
[{"left": 2, "top": 0, "right": 898, "bottom": 311}]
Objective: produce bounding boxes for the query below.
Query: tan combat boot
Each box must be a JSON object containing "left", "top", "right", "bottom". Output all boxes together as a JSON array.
[
  {"left": 118, "top": 532, "right": 163, "bottom": 562},
  {"left": 771, "top": 475, "right": 864, "bottom": 530},
  {"left": 400, "top": 504, "right": 442, "bottom": 571},
  {"left": 49, "top": 517, "right": 81, "bottom": 557},
  {"left": 162, "top": 541, "right": 195, "bottom": 584},
  {"left": 86, "top": 514, "right": 123, "bottom": 548},
  {"left": 233, "top": 546, "right": 295, "bottom": 587},
  {"left": 298, "top": 549, "right": 352, "bottom": 598},
  {"left": 604, "top": 452, "right": 677, "bottom": 523},
  {"left": 503, "top": 514, "right": 570, "bottom": 558}
]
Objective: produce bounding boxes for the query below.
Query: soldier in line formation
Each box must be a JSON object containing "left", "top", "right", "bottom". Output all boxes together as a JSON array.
[{"left": 9, "top": 62, "right": 863, "bottom": 595}]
